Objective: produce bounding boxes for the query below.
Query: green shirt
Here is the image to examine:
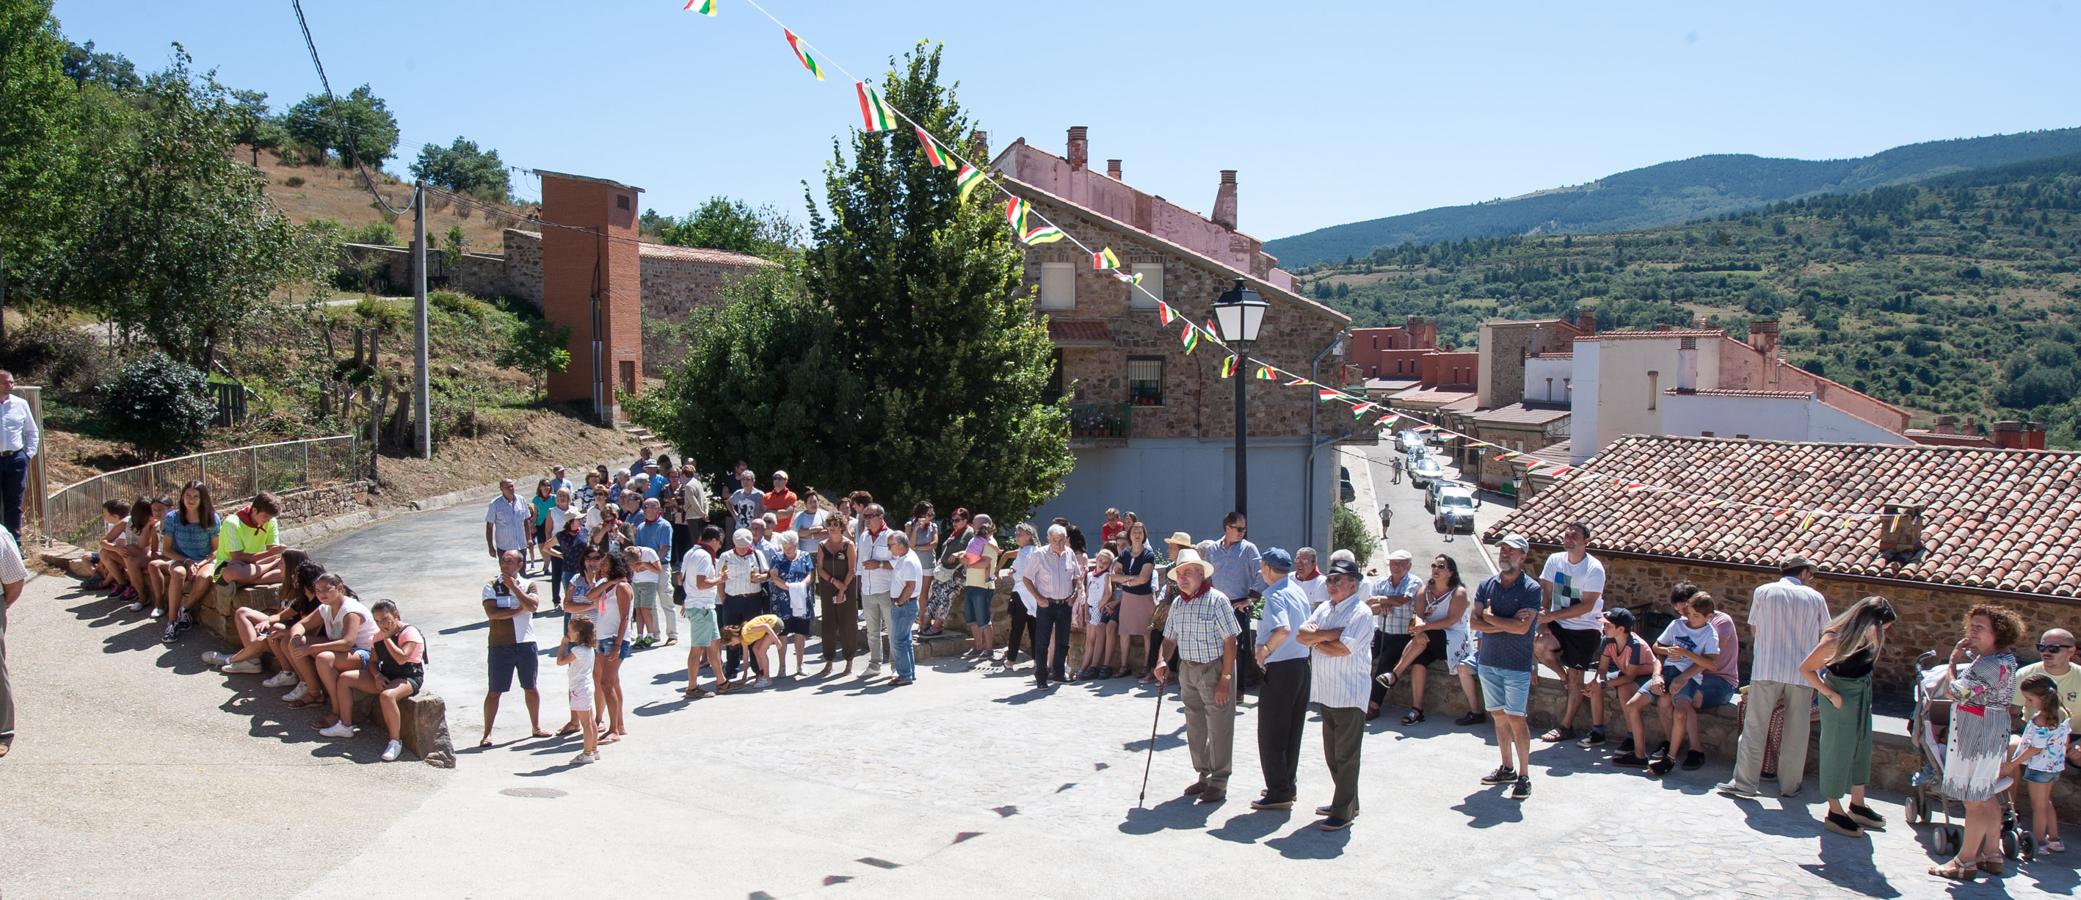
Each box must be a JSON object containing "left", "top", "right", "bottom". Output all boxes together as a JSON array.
[{"left": 215, "top": 513, "right": 279, "bottom": 562}]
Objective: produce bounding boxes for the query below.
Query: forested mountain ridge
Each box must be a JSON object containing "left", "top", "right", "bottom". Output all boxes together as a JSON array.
[
  {"left": 1299, "top": 153, "right": 2081, "bottom": 447},
  {"left": 1267, "top": 128, "right": 2081, "bottom": 267}
]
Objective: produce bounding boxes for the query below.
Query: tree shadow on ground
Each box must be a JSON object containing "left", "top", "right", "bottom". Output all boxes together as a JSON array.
[{"left": 1797, "top": 834, "right": 1903, "bottom": 898}]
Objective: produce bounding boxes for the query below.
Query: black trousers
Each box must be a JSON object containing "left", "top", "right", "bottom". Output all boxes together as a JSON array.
[
  {"left": 0, "top": 452, "right": 24, "bottom": 540},
  {"left": 1005, "top": 601, "right": 1035, "bottom": 664},
  {"left": 1257, "top": 658, "right": 1312, "bottom": 802},
  {"left": 1033, "top": 602, "right": 1073, "bottom": 684},
  {"left": 1370, "top": 631, "right": 1412, "bottom": 709},
  {"left": 1234, "top": 606, "right": 1262, "bottom": 690},
  {"left": 720, "top": 592, "right": 763, "bottom": 677},
  {"left": 670, "top": 521, "right": 697, "bottom": 605},
  {"left": 1146, "top": 622, "right": 1177, "bottom": 672}
]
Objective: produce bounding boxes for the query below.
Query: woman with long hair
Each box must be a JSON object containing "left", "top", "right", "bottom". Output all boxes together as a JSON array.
[
  {"left": 1111, "top": 521, "right": 1156, "bottom": 678},
  {"left": 1376, "top": 553, "right": 1471, "bottom": 725},
  {"left": 153, "top": 480, "right": 220, "bottom": 636},
  {"left": 1928, "top": 604, "right": 2026, "bottom": 880},
  {"left": 1800, "top": 596, "right": 1897, "bottom": 838},
  {"left": 583, "top": 550, "right": 635, "bottom": 744}
]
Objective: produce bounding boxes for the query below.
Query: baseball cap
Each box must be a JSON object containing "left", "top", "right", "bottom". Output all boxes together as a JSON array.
[
  {"left": 1601, "top": 607, "right": 1636, "bottom": 629},
  {"left": 1499, "top": 533, "right": 1530, "bottom": 552},
  {"left": 1261, "top": 548, "right": 1294, "bottom": 573},
  {"left": 1326, "top": 559, "right": 1364, "bottom": 579}
]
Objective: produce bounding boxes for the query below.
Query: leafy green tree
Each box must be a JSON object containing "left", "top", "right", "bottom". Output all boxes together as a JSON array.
[
  {"left": 409, "top": 136, "right": 511, "bottom": 201},
  {"left": 495, "top": 317, "right": 571, "bottom": 401},
  {"left": 0, "top": 0, "right": 84, "bottom": 331},
  {"left": 283, "top": 84, "right": 398, "bottom": 168},
  {"left": 101, "top": 352, "right": 214, "bottom": 457},
  {"left": 60, "top": 38, "right": 139, "bottom": 90},
  {"left": 1331, "top": 503, "right": 1377, "bottom": 565},
  {"left": 228, "top": 88, "right": 285, "bottom": 163},
  {"left": 656, "top": 196, "right": 800, "bottom": 260},
  {"left": 56, "top": 49, "right": 332, "bottom": 371}
]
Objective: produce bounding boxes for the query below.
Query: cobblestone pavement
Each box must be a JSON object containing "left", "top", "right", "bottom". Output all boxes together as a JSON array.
[{"left": 2, "top": 499, "right": 2073, "bottom": 898}]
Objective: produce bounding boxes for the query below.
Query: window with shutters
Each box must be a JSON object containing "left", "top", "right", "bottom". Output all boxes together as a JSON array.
[{"left": 1039, "top": 262, "right": 1076, "bottom": 310}]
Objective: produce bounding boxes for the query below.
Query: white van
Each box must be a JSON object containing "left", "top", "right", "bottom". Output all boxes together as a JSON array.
[{"left": 1432, "top": 484, "right": 1480, "bottom": 534}]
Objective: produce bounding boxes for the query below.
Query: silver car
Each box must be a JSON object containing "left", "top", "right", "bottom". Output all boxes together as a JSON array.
[{"left": 1410, "top": 456, "right": 1444, "bottom": 488}]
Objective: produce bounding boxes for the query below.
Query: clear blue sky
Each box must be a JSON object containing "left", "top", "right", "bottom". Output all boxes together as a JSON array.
[{"left": 49, "top": 0, "right": 2081, "bottom": 242}]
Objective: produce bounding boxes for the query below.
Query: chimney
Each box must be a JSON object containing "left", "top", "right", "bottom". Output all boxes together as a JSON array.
[
  {"left": 1212, "top": 170, "right": 1238, "bottom": 231},
  {"left": 2027, "top": 421, "right": 2047, "bottom": 450},
  {"left": 1066, "top": 126, "right": 1088, "bottom": 171},
  {"left": 1934, "top": 414, "right": 1956, "bottom": 435},
  {"left": 1748, "top": 318, "right": 1780, "bottom": 358},
  {"left": 1993, "top": 420, "right": 2027, "bottom": 450},
  {"left": 1576, "top": 308, "right": 1596, "bottom": 334},
  {"left": 1677, "top": 337, "right": 1699, "bottom": 392},
  {"left": 970, "top": 130, "right": 989, "bottom": 161},
  {"left": 1106, "top": 159, "right": 1122, "bottom": 181}
]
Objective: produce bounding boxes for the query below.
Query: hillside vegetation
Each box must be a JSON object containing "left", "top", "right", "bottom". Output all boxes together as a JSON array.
[
  {"left": 256, "top": 149, "right": 530, "bottom": 253},
  {"left": 1267, "top": 128, "right": 2081, "bottom": 268},
  {"left": 1299, "top": 154, "right": 2081, "bottom": 446}
]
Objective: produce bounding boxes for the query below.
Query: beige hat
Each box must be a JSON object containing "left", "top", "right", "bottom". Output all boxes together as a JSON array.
[
  {"left": 1164, "top": 531, "right": 1195, "bottom": 549},
  {"left": 1167, "top": 547, "right": 1215, "bottom": 582}
]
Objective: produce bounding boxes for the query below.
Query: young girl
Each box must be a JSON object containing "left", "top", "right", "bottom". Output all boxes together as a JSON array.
[
  {"left": 560, "top": 617, "right": 600, "bottom": 765},
  {"left": 1079, "top": 548, "right": 1118, "bottom": 680},
  {"left": 2010, "top": 673, "right": 2069, "bottom": 852},
  {"left": 728, "top": 614, "right": 783, "bottom": 687}
]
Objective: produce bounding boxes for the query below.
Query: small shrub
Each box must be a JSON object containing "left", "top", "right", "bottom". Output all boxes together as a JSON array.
[
  {"left": 1331, "top": 503, "right": 1378, "bottom": 566},
  {"left": 284, "top": 175, "right": 306, "bottom": 188},
  {"left": 345, "top": 221, "right": 396, "bottom": 245},
  {"left": 0, "top": 314, "right": 111, "bottom": 398},
  {"left": 100, "top": 353, "right": 215, "bottom": 457},
  {"left": 429, "top": 289, "right": 489, "bottom": 322}
]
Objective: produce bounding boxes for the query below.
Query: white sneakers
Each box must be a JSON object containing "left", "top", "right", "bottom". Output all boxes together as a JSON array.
[
  {"left": 381, "top": 740, "right": 403, "bottom": 762},
  {"left": 283, "top": 683, "right": 310, "bottom": 703},
  {"left": 319, "top": 722, "right": 355, "bottom": 739},
  {"left": 201, "top": 650, "right": 226, "bottom": 667},
  {"left": 573, "top": 751, "right": 598, "bottom": 765},
  {"left": 220, "top": 659, "right": 263, "bottom": 675},
  {"left": 754, "top": 677, "right": 773, "bottom": 689},
  {"left": 262, "top": 671, "right": 299, "bottom": 688}
]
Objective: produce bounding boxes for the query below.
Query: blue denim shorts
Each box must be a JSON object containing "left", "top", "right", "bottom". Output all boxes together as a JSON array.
[
  {"left": 1479, "top": 665, "right": 1531, "bottom": 716},
  {"left": 2022, "top": 767, "right": 2061, "bottom": 785},
  {"left": 597, "top": 637, "right": 630, "bottom": 661},
  {"left": 963, "top": 585, "right": 993, "bottom": 627}
]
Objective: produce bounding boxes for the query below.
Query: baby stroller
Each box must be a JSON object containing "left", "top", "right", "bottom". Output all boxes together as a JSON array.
[{"left": 1902, "top": 651, "right": 2035, "bottom": 860}]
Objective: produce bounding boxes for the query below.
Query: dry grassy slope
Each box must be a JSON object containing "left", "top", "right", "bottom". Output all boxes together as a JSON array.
[{"left": 252, "top": 148, "right": 531, "bottom": 253}]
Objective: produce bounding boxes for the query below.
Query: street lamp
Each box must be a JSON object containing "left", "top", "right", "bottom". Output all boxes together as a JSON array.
[{"left": 1213, "top": 277, "right": 1268, "bottom": 515}]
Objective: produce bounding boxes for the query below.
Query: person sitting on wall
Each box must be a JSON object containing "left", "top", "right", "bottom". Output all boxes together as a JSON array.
[{"left": 217, "top": 491, "right": 287, "bottom": 587}]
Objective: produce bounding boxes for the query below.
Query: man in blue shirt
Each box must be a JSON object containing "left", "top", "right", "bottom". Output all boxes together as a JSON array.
[
  {"left": 632, "top": 499, "right": 677, "bottom": 647},
  {"left": 1474, "top": 533, "right": 1543, "bottom": 801},
  {"left": 1206, "top": 511, "right": 1265, "bottom": 690},
  {"left": 1250, "top": 548, "right": 1313, "bottom": 811}
]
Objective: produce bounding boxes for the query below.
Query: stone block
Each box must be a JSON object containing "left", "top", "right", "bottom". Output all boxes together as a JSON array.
[
  {"left": 348, "top": 691, "right": 456, "bottom": 768},
  {"left": 209, "top": 584, "right": 240, "bottom": 616},
  {"left": 197, "top": 607, "right": 233, "bottom": 643},
  {"left": 234, "top": 584, "right": 282, "bottom": 612}
]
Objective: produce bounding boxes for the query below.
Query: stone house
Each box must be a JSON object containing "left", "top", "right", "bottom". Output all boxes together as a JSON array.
[
  {"left": 1488, "top": 434, "right": 2081, "bottom": 690},
  {"left": 989, "top": 128, "right": 1352, "bottom": 549}
]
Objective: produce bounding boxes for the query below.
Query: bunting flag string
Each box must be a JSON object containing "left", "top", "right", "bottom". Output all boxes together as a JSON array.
[
  {"left": 690, "top": 0, "right": 1942, "bottom": 527},
  {"left": 1220, "top": 356, "right": 1239, "bottom": 378}
]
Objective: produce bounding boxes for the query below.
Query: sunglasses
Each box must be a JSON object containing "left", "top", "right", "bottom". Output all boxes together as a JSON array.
[{"left": 2040, "top": 643, "right": 2075, "bottom": 654}]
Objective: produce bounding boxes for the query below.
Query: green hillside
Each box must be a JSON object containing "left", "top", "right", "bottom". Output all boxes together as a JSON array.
[
  {"left": 1299, "top": 154, "right": 2081, "bottom": 446},
  {"left": 1267, "top": 128, "right": 2081, "bottom": 268}
]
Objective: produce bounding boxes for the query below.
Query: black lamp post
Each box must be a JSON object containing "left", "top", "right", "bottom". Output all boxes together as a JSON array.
[{"left": 1213, "top": 277, "right": 1268, "bottom": 516}]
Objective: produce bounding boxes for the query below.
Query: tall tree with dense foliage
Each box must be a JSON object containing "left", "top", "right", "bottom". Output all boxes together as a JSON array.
[
  {"left": 0, "top": 1, "right": 82, "bottom": 332},
  {"left": 410, "top": 136, "right": 512, "bottom": 201},
  {"left": 655, "top": 196, "right": 799, "bottom": 260},
  {"left": 640, "top": 44, "right": 1068, "bottom": 520},
  {"left": 283, "top": 83, "right": 398, "bottom": 168},
  {"left": 56, "top": 48, "right": 331, "bottom": 371}
]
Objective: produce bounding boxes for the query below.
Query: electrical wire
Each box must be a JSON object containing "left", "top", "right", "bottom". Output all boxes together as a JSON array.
[{"left": 289, "top": 0, "right": 416, "bottom": 217}]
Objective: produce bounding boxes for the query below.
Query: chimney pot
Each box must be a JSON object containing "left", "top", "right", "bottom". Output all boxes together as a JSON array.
[
  {"left": 1212, "top": 170, "right": 1238, "bottom": 231},
  {"left": 1577, "top": 308, "right": 1596, "bottom": 334},
  {"left": 970, "top": 130, "right": 989, "bottom": 161},
  {"left": 1106, "top": 159, "right": 1122, "bottom": 180},
  {"left": 1935, "top": 414, "right": 1957, "bottom": 434},
  {"left": 1067, "top": 126, "right": 1089, "bottom": 171}
]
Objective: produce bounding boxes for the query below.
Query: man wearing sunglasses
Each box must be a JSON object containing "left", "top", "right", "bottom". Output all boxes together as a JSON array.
[
  {"left": 2013, "top": 628, "right": 2080, "bottom": 768},
  {"left": 1206, "top": 512, "right": 1265, "bottom": 693}
]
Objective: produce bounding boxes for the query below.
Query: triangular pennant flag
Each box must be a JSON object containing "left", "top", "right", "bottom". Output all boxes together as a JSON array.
[
  {"left": 1156, "top": 301, "right": 1176, "bottom": 325},
  {"left": 783, "top": 29, "right": 824, "bottom": 80},
  {"left": 1800, "top": 511, "right": 1818, "bottom": 531},
  {"left": 1317, "top": 388, "right": 1343, "bottom": 402},
  {"left": 913, "top": 126, "right": 951, "bottom": 168},
  {"left": 1254, "top": 366, "right": 1277, "bottom": 380},
  {"left": 1524, "top": 461, "right": 1543, "bottom": 473},
  {"left": 1377, "top": 413, "right": 1399, "bottom": 427},
  {"left": 1287, "top": 377, "right": 1314, "bottom": 387},
  {"left": 1351, "top": 402, "right": 1373, "bottom": 420},
  {"left": 856, "top": 82, "right": 897, "bottom": 132},
  {"left": 1552, "top": 466, "right": 1573, "bottom": 476},
  {"left": 1180, "top": 324, "right": 1200, "bottom": 354},
  {"left": 684, "top": 0, "right": 718, "bottom": 15},
  {"left": 1220, "top": 356, "right": 1238, "bottom": 378},
  {"left": 1020, "top": 224, "right": 1066, "bottom": 245},
  {"left": 955, "top": 165, "right": 987, "bottom": 202},
  {"left": 1004, "top": 198, "right": 1030, "bottom": 231},
  {"left": 1113, "top": 270, "right": 1145, "bottom": 286},
  {"left": 1499, "top": 451, "right": 1521, "bottom": 460},
  {"left": 1092, "top": 247, "right": 1120, "bottom": 270}
]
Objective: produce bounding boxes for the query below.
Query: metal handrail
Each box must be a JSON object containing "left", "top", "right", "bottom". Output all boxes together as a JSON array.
[{"left": 40, "top": 434, "right": 363, "bottom": 549}]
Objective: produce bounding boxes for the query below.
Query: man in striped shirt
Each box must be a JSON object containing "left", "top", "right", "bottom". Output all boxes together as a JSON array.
[
  {"left": 1154, "top": 548, "right": 1239, "bottom": 803},
  {"left": 1297, "top": 559, "right": 1375, "bottom": 831},
  {"left": 1718, "top": 555, "right": 1832, "bottom": 799}
]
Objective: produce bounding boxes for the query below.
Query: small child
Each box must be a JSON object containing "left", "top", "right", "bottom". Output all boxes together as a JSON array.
[
  {"left": 1079, "top": 549, "right": 1118, "bottom": 679},
  {"left": 559, "top": 617, "right": 599, "bottom": 764},
  {"left": 1641, "top": 594, "right": 1722, "bottom": 776},
  {"left": 727, "top": 614, "right": 783, "bottom": 688},
  {"left": 1589, "top": 607, "right": 1657, "bottom": 754},
  {"left": 2010, "top": 673, "right": 2069, "bottom": 852}
]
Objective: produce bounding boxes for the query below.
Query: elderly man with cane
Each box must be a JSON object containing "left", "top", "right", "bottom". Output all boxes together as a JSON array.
[{"left": 1152, "top": 547, "right": 1239, "bottom": 803}]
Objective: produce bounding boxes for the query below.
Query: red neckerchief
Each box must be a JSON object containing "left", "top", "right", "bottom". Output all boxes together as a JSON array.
[
  {"left": 1178, "top": 581, "right": 1211, "bottom": 603},
  {"left": 237, "top": 506, "right": 261, "bottom": 528}
]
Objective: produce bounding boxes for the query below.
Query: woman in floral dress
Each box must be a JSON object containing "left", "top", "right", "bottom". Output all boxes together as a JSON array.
[{"left": 1930, "top": 604, "right": 2026, "bottom": 881}]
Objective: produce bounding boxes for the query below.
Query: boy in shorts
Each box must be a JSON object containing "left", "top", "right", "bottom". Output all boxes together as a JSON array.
[{"left": 1639, "top": 593, "right": 1727, "bottom": 776}]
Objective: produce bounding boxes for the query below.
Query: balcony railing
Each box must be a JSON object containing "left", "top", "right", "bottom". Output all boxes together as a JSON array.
[{"left": 1069, "top": 402, "right": 1132, "bottom": 440}]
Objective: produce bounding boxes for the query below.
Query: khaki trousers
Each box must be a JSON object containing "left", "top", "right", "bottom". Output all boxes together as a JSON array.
[
  {"left": 1320, "top": 705, "right": 1365, "bottom": 820},
  {"left": 1179, "top": 659, "right": 1235, "bottom": 790},
  {"left": 1731, "top": 680, "right": 1814, "bottom": 795}
]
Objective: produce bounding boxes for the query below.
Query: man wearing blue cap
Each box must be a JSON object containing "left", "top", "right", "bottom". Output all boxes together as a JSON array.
[{"left": 1250, "top": 548, "right": 1313, "bottom": 811}]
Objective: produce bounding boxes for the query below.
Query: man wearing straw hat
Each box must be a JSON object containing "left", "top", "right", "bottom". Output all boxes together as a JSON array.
[{"left": 1154, "top": 545, "right": 1240, "bottom": 803}]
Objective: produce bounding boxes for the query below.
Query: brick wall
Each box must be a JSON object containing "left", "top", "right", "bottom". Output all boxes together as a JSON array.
[
  {"left": 498, "top": 230, "right": 769, "bottom": 374},
  {"left": 1543, "top": 549, "right": 2079, "bottom": 690},
  {"left": 1022, "top": 196, "right": 1347, "bottom": 441}
]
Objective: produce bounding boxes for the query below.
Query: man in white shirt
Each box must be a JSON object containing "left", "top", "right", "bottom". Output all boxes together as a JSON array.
[
  {"left": 0, "top": 371, "right": 40, "bottom": 540},
  {"left": 1718, "top": 555, "right": 1832, "bottom": 799},
  {"left": 1534, "top": 522, "right": 1607, "bottom": 743},
  {"left": 887, "top": 532, "right": 923, "bottom": 686},
  {"left": 1021, "top": 524, "right": 1082, "bottom": 689},
  {"left": 481, "top": 550, "right": 545, "bottom": 746},
  {"left": 856, "top": 504, "right": 899, "bottom": 676},
  {"left": 679, "top": 526, "right": 727, "bottom": 697},
  {"left": 1297, "top": 559, "right": 1375, "bottom": 831},
  {"left": 483, "top": 479, "right": 532, "bottom": 559}
]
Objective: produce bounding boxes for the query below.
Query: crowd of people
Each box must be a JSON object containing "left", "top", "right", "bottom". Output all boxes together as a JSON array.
[{"left": 44, "top": 444, "right": 2078, "bottom": 867}]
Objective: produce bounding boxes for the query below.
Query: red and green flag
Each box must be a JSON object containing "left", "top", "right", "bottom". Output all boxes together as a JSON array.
[
  {"left": 1254, "top": 365, "right": 1277, "bottom": 380},
  {"left": 1020, "top": 224, "right": 1066, "bottom": 245},
  {"left": 1317, "top": 388, "right": 1342, "bottom": 402},
  {"left": 1114, "top": 270, "right": 1145, "bottom": 286},
  {"left": 683, "top": 0, "right": 718, "bottom": 15},
  {"left": 1092, "top": 247, "right": 1120, "bottom": 270},
  {"left": 857, "top": 82, "right": 897, "bottom": 133},
  {"left": 955, "top": 165, "right": 987, "bottom": 202},
  {"left": 1351, "top": 402, "right": 1374, "bottom": 419},
  {"left": 783, "top": 29, "right": 823, "bottom": 81},
  {"left": 1156, "top": 300, "right": 1176, "bottom": 325},
  {"left": 1180, "top": 325, "right": 1200, "bottom": 354},
  {"left": 1005, "top": 197, "right": 1031, "bottom": 231},
  {"left": 914, "top": 127, "right": 955, "bottom": 169},
  {"left": 1220, "top": 356, "right": 1238, "bottom": 378}
]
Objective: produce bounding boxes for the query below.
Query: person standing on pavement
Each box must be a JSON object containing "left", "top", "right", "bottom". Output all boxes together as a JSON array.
[
  {"left": 481, "top": 550, "right": 549, "bottom": 747},
  {"left": 1534, "top": 523, "right": 1607, "bottom": 744},
  {"left": 1023, "top": 524, "right": 1083, "bottom": 689},
  {"left": 1473, "top": 533, "right": 1542, "bottom": 800},
  {"left": 1207, "top": 512, "right": 1265, "bottom": 692},
  {"left": 1365, "top": 549, "right": 1423, "bottom": 721},
  {"left": 1378, "top": 503, "right": 1393, "bottom": 540},
  {"left": 632, "top": 499, "right": 677, "bottom": 647},
  {"left": 855, "top": 505, "right": 899, "bottom": 678},
  {"left": 484, "top": 479, "right": 533, "bottom": 561},
  {"left": 718, "top": 529, "right": 771, "bottom": 681},
  {"left": 1291, "top": 548, "right": 1328, "bottom": 608},
  {"left": 886, "top": 532, "right": 923, "bottom": 686},
  {"left": 1154, "top": 547, "right": 1239, "bottom": 803},
  {"left": 1250, "top": 549, "right": 1313, "bottom": 812},
  {"left": 0, "top": 371, "right": 40, "bottom": 541},
  {"left": 728, "top": 470, "right": 764, "bottom": 537},
  {"left": 1297, "top": 558, "right": 1375, "bottom": 830},
  {"left": 680, "top": 525, "right": 728, "bottom": 696},
  {"left": 0, "top": 524, "right": 27, "bottom": 757},
  {"left": 1716, "top": 555, "right": 1832, "bottom": 800},
  {"left": 812, "top": 510, "right": 858, "bottom": 677}
]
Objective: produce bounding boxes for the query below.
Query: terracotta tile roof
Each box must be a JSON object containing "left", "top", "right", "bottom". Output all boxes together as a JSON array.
[
  {"left": 1047, "top": 319, "right": 1113, "bottom": 346},
  {"left": 1485, "top": 435, "right": 2081, "bottom": 598},
  {"left": 1575, "top": 329, "right": 1728, "bottom": 340},
  {"left": 1472, "top": 402, "right": 1572, "bottom": 426},
  {"left": 1667, "top": 388, "right": 1816, "bottom": 399},
  {"left": 1904, "top": 429, "right": 1996, "bottom": 448}
]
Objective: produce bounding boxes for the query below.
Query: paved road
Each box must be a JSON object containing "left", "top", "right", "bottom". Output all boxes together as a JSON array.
[
  {"left": 3, "top": 494, "right": 2073, "bottom": 898},
  {"left": 1338, "top": 434, "right": 1501, "bottom": 579}
]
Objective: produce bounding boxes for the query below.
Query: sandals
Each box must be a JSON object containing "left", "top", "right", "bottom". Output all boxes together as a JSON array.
[
  {"left": 1374, "top": 671, "right": 1398, "bottom": 689},
  {"left": 1401, "top": 708, "right": 1425, "bottom": 725},
  {"left": 554, "top": 723, "right": 579, "bottom": 737},
  {"left": 1976, "top": 855, "right": 2005, "bottom": 876},
  {"left": 1539, "top": 727, "right": 1574, "bottom": 742},
  {"left": 1927, "top": 862, "right": 1975, "bottom": 882}
]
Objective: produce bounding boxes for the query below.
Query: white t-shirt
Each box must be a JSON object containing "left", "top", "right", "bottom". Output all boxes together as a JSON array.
[
  {"left": 890, "top": 550, "right": 924, "bottom": 602},
  {"left": 591, "top": 582, "right": 625, "bottom": 641},
  {"left": 483, "top": 577, "right": 537, "bottom": 645},
  {"left": 567, "top": 644, "right": 595, "bottom": 703},
  {"left": 584, "top": 504, "right": 603, "bottom": 533},
  {"left": 321, "top": 597, "right": 379, "bottom": 649},
  {"left": 1294, "top": 572, "right": 1329, "bottom": 608},
  {"left": 630, "top": 545, "right": 661, "bottom": 584},
  {"left": 1656, "top": 618, "right": 1721, "bottom": 674},
  {"left": 1540, "top": 551, "right": 1607, "bottom": 631},
  {"left": 1011, "top": 544, "right": 1041, "bottom": 614},
  {"left": 857, "top": 528, "right": 898, "bottom": 595},
  {"left": 549, "top": 505, "right": 571, "bottom": 536},
  {"left": 792, "top": 508, "right": 828, "bottom": 552},
  {"left": 680, "top": 547, "right": 720, "bottom": 609}
]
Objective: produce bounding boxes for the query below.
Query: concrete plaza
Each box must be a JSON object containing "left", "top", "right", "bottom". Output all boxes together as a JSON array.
[{"left": 1, "top": 491, "right": 2073, "bottom": 899}]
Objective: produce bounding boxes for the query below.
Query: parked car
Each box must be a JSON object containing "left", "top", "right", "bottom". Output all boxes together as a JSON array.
[
  {"left": 1397, "top": 430, "right": 1425, "bottom": 454},
  {"left": 1339, "top": 466, "right": 1356, "bottom": 504},
  {"left": 1410, "top": 456, "right": 1444, "bottom": 488},
  {"left": 1432, "top": 484, "right": 1480, "bottom": 534}
]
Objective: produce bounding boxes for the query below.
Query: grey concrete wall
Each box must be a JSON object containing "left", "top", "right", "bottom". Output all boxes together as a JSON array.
[{"left": 1034, "top": 437, "right": 1332, "bottom": 553}]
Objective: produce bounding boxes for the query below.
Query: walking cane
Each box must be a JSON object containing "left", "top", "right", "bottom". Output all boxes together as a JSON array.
[{"left": 1138, "top": 678, "right": 1165, "bottom": 808}]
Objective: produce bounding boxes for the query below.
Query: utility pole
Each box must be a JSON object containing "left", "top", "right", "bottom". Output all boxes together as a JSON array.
[{"left": 411, "top": 182, "right": 431, "bottom": 459}]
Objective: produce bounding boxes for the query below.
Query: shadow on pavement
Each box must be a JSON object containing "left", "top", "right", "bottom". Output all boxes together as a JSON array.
[
  {"left": 1798, "top": 833, "right": 1903, "bottom": 898},
  {"left": 1118, "top": 796, "right": 1217, "bottom": 834},
  {"left": 1207, "top": 809, "right": 1288, "bottom": 845},
  {"left": 1450, "top": 787, "right": 1526, "bottom": 827},
  {"left": 1264, "top": 821, "right": 1351, "bottom": 859}
]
